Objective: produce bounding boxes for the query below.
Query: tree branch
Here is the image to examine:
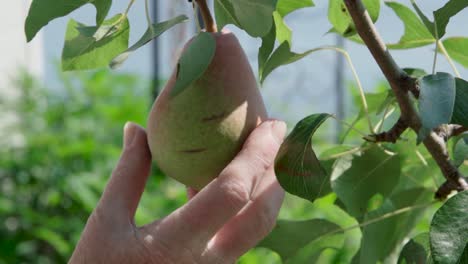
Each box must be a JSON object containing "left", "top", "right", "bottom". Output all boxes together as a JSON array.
[
  {"left": 344, "top": 0, "right": 468, "bottom": 199},
  {"left": 434, "top": 124, "right": 468, "bottom": 141},
  {"left": 448, "top": 124, "right": 468, "bottom": 138}
]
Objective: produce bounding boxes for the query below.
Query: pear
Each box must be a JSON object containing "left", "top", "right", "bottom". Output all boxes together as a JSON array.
[{"left": 147, "top": 30, "right": 267, "bottom": 190}]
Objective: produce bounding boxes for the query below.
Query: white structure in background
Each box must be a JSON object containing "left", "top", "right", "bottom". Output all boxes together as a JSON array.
[
  {"left": 1, "top": 1, "right": 43, "bottom": 88},
  {"left": 0, "top": 1, "right": 43, "bottom": 146}
]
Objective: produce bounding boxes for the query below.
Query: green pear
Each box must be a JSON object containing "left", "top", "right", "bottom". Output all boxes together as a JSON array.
[{"left": 147, "top": 30, "right": 267, "bottom": 190}]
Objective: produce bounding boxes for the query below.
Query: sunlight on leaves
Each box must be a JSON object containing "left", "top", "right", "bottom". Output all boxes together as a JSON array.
[
  {"left": 385, "top": 1, "right": 435, "bottom": 49},
  {"left": 61, "top": 14, "right": 129, "bottom": 71},
  {"left": 110, "top": 15, "right": 188, "bottom": 69},
  {"left": 25, "top": 0, "right": 111, "bottom": 42}
]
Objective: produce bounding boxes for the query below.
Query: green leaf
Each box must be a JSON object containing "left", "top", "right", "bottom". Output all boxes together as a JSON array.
[
  {"left": 287, "top": 234, "right": 343, "bottom": 263},
  {"left": 214, "top": 0, "right": 241, "bottom": 30},
  {"left": 261, "top": 42, "right": 320, "bottom": 83},
  {"left": 61, "top": 14, "right": 130, "bottom": 71},
  {"left": 410, "top": 1, "right": 436, "bottom": 38},
  {"left": 398, "top": 233, "right": 432, "bottom": 264},
  {"left": 328, "top": 0, "right": 380, "bottom": 37},
  {"left": 275, "top": 114, "right": 332, "bottom": 202},
  {"left": 442, "top": 37, "right": 468, "bottom": 69},
  {"left": 257, "top": 219, "right": 340, "bottom": 262},
  {"left": 403, "top": 68, "right": 427, "bottom": 78},
  {"left": 331, "top": 145, "right": 401, "bottom": 217},
  {"left": 411, "top": 0, "right": 468, "bottom": 39},
  {"left": 258, "top": 25, "right": 276, "bottom": 79},
  {"left": 277, "top": 0, "right": 314, "bottom": 17},
  {"left": 110, "top": 15, "right": 188, "bottom": 69},
  {"left": 231, "top": 0, "right": 278, "bottom": 37},
  {"left": 452, "top": 134, "right": 468, "bottom": 167},
  {"left": 363, "top": 0, "right": 381, "bottom": 22},
  {"left": 430, "top": 191, "right": 468, "bottom": 264},
  {"left": 433, "top": 0, "right": 468, "bottom": 39},
  {"left": 417, "top": 73, "right": 456, "bottom": 143},
  {"left": 171, "top": 32, "right": 216, "bottom": 98},
  {"left": 385, "top": 1, "right": 435, "bottom": 49},
  {"left": 451, "top": 78, "right": 468, "bottom": 127},
  {"left": 258, "top": 0, "right": 311, "bottom": 81},
  {"left": 25, "top": 0, "right": 111, "bottom": 42},
  {"left": 360, "top": 188, "right": 433, "bottom": 264},
  {"left": 328, "top": 0, "right": 353, "bottom": 35},
  {"left": 273, "top": 12, "right": 292, "bottom": 45}
]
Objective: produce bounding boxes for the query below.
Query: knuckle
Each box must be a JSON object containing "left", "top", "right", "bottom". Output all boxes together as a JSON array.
[
  {"left": 218, "top": 179, "right": 251, "bottom": 210},
  {"left": 241, "top": 145, "right": 277, "bottom": 172}
]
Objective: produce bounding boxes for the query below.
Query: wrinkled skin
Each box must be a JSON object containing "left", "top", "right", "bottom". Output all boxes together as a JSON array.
[{"left": 147, "top": 30, "right": 267, "bottom": 190}]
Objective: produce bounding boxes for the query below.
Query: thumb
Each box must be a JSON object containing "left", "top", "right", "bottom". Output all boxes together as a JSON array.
[{"left": 98, "top": 122, "right": 152, "bottom": 225}]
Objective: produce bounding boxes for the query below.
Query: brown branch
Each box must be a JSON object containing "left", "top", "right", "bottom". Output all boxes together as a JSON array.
[
  {"left": 365, "top": 118, "right": 408, "bottom": 143},
  {"left": 436, "top": 178, "right": 468, "bottom": 199},
  {"left": 434, "top": 124, "right": 468, "bottom": 141},
  {"left": 449, "top": 125, "right": 468, "bottom": 138},
  {"left": 194, "top": 0, "right": 217, "bottom": 33},
  {"left": 344, "top": 0, "right": 468, "bottom": 199}
]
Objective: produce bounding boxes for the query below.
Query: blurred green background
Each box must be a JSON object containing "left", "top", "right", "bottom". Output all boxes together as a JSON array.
[{"left": 0, "top": 70, "right": 190, "bottom": 263}]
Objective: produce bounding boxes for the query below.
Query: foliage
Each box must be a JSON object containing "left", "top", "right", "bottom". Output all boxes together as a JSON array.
[
  {"left": 0, "top": 71, "right": 189, "bottom": 263},
  {"left": 22, "top": 0, "right": 468, "bottom": 263}
]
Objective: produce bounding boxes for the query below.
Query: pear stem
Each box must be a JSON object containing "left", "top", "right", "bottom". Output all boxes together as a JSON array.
[{"left": 195, "top": 0, "right": 217, "bottom": 32}]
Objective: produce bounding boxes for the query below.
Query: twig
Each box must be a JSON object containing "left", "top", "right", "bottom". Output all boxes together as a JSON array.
[
  {"left": 434, "top": 124, "right": 468, "bottom": 141},
  {"left": 448, "top": 124, "right": 468, "bottom": 138},
  {"left": 438, "top": 40, "right": 461, "bottom": 78},
  {"left": 432, "top": 19, "right": 439, "bottom": 75},
  {"left": 365, "top": 117, "right": 408, "bottom": 143},
  {"left": 436, "top": 178, "right": 468, "bottom": 199},
  {"left": 344, "top": 0, "right": 468, "bottom": 199},
  {"left": 194, "top": 0, "right": 217, "bottom": 32}
]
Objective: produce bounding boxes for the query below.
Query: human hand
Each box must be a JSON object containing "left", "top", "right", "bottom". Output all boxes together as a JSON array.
[{"left": 69, "top": 120, "right": 286, "bottom": 264}]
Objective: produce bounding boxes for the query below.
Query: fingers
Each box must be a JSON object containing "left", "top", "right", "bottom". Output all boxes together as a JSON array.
[
  {"left": 203, "top": 168, "right": 284, "bottom": 262},
  {"left": 97, "top": 122, "right": 152, "bottom": 226},
  {"left": 187, "top": 187, "right": 198, "bottom": 200},
  {"left": 152, "top": 120, "right": 286, "bottom": 246}
]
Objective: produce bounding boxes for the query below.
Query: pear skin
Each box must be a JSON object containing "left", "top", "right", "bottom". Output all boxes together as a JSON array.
[{"left": 147, "top": 30, "right": 267, "bottom": 190}]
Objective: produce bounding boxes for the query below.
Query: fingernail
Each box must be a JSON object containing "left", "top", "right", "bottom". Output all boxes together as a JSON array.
[
  {"left": 123, "top": 122, "right": 138, "bottom": 147},
  {"left": 270, "top": 120, "right": 287, "bottom": 144}
]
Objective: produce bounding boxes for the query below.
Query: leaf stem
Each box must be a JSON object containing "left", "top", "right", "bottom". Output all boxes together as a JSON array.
[
  {"left": 438, "top": 40, "right": 461, "bottom": 78},
  {"left": 331, "top": 115, "right": 369, "bottom": 138},
  {"left": 312, "top": 46, "right": 374, "bottom": 134},
  {"left": 144, "top": 0, "right": 154, "bottom": 34},
  {"left": 335, "top": 47, "right": 375, "bottom": 134},
  {"left": 145, "top": 0, "right": 153, "bottom": 28},
  {"left": 415, "top": 149, "right": 440, "bottom": 190},
  {"left": 194, "top": 0, "right": 217, "bottom": 32},
  {"left": 321, "top": 146, "right": 368, "bottom": 161},
  {"left": 124, "top": 0, "right": 137, "bottom": 16},
  {"left": 323, "top": 201, "right": 437, "bottom": 238},
  {"left": 432, "top": 20, "right": 439, "bottom": 75},
  {"left": 374, "top": 106, "right": 395, "bottom": 133}
]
